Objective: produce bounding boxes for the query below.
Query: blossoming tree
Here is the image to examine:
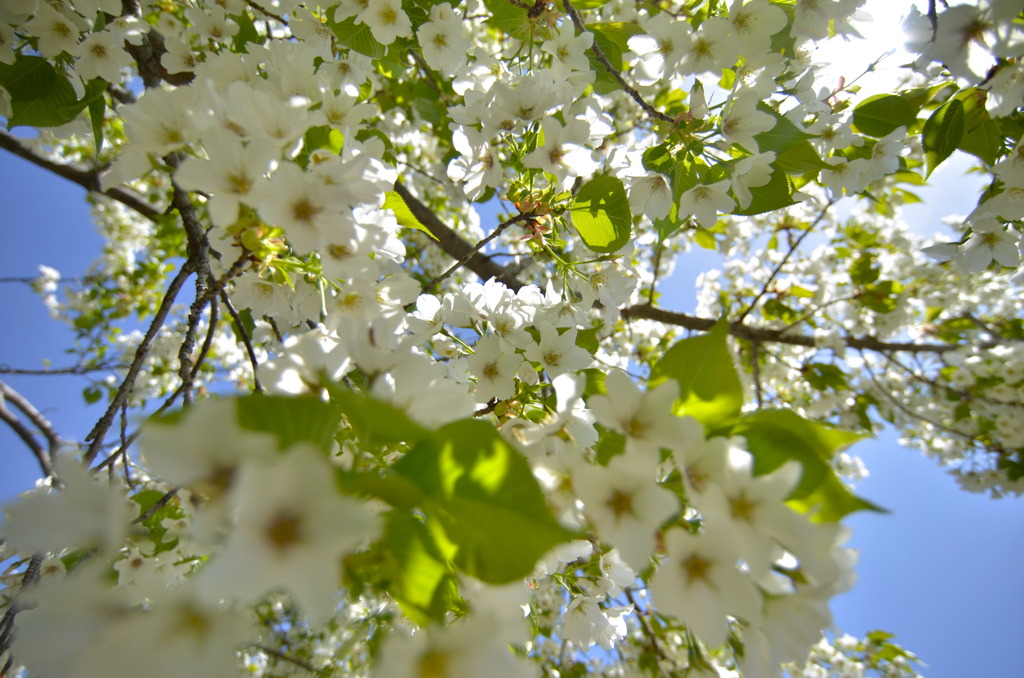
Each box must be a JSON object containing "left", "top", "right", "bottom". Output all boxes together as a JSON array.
[{"left": 1, "top": 0, "right": 1021, "bottom": 675}]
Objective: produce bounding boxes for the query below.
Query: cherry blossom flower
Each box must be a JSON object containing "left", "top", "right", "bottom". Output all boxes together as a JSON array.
[
  {"left": 574, "top": 450, "right": 680, "bottom": 570},
  {"left": 680, "top": 17, "right": 739, "bottom": 77},
  {"left": 956, "top": 216, "right": 1020, "bottom": 272},
  {"left": 651, "top": 527, "right": 762, "bottom": 648},
  {"left": 542, "top": 21, "right": 594, "bottom": 72},
  {"left": 448, "top": 127, "right": 504, "bottom": 201},
  {"left": 588, "top": 370, "right": 684, "bottom": 457},
  {"left": 72, "top": 30, "right": 133, "bottom": 83},
  {"left": 731, "top": 152, "right": 776, "bottom": 210},
  {"left": 4, "top": 455, "right": 131, "bottom": 555},
  {"left": 198, "top": 444, "right": 378, "bottom": 623},
  {"left": 524, "top": 323, "right": 591, "bottom": 377},
  {"left": 628, "top": 16, "right": 694, "bottom": 84},
  {"left": 417, "top": 3, "right": 470, "bottom": 75},
  {"left": 721, "top": 93, "right": 776, "bottom": 153},
  {"left": 360, "top": 0, "right": 412, "bottom": 45},
  {"left": 678, "top": 181, "right": 736, "bottom": 229},
  {"left": 523, "top": 116, "right": 599, "bottom": 186},
  {"left": 729, "top": 0, "right": 788, "bottom": 58},
  {"left": 468, "top": 333, "right": 523, "bottom": 402},
  {"left": 23, "top": 3, "right": 82, "bottom": 58},
  {"left": 562, "top": 595, "right": 631, "bottom": 650}
]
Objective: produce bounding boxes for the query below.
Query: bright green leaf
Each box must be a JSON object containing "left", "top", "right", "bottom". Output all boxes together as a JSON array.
[
  {"left": 732, "top": 409, "right": 883, "bottom": 521},
  {"left": 235, "top": 394, "right": 339, "bottom": 453},
  {"left": 753, "top": 103, "right": 812, "bottom": 154},
  {"left": 0, "top": 55, "right": 80, "bottom": 128},
  {"left": 852, "top": 94, "right": 918, "bottom": 137},
  {"left": 330, "top": 17, "right": 387, "bottom": 58},
  {"left": 649, "top": 320, "right": 743, "bottom": 432},
  {"left": 383, "top": 190, "right": 438, "bottom": 241},
  {"left": 570, "top": 174, "right": 632, "bottom": 253},
  {"left": 394, "top": 419, "right": 575, "bottom": 583},
  {"left": 382, "top": 511, "right": 459, "bottom": 625},
  {"left": 731, "top": 168, "right": 795, "bottom": 215},
  {"left": 329, "top": 388, "right": 431, "bottom": 447},
  {"left": 482, "top": 0, "right": 531, "bottom": 38},
  {"left": 922, "top": 98, "right": 965, "bottom": 177}
]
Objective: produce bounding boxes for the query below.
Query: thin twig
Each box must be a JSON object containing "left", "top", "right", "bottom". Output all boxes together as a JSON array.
[
  {"left": 561, "top": 0, "right": 675, "bottom": 125},
  {"left": 221, "top": 290, "right": 263, "bottom": 393},
  {"left": 190, "top": 287, "right": 219, "bottom": 382},
  {"left": 393, "top": 180, "right": 526, "bottom": 291},
  {"left": 0, "top": 383, "right": 58, "bottom": 479},
  {"left": 423, "top": 211, "right": 537, "bottom": 293},
  {"left": 736, "top": 197, "right": 836, "bottom": 324},
  {"left": 254, "top": 644, "right": 321, "bottom": 673},
  {"left": 84, "top": 259, "right": 196, "bottom": 463}
]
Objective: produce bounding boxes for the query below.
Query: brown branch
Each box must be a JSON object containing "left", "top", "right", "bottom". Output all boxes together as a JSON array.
[
  {"left": 423, "top": 211, "right": 537, "bottom": 293},
  {"left": 560, "top": 0, "right": 675, "bottom": 125},
  {"left": 84, "top": 259, "right": 196, "bottom": 463},
  {"left": 393, "top": 180, "right": 525, "bottom": 291},
  {"left": 221, "top": 290, "right": 263, "bottom": 393},
  {"left": 0, "top": 129, "right": 161, "bottom": 221},
  {"left": 254, "top": 644, "right": 320, "bottom": 673},
  {"left": 0, "top": 383, "right": 58, "bottom": 480},
  {"left": 620, "top": 305, "right": 994, "bottom": 354},
  {"left": 0, "top": 363, "right": 126, "bottom": 375},
  {"left": 170, "top": 182, "right": 212, "bottom": 407}
]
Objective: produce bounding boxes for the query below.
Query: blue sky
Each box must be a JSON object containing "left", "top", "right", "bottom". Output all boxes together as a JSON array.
[{"left": 2, "top": 145, "right": 1023, "bottom": 676}]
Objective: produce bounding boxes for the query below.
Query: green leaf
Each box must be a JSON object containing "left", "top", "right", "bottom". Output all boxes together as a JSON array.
[
  {"left": 230, "top": 10, "right": 261, "bottom": 51},
  {"left": 394, "top": 419, "right": 575, "bottom": 583},
  {"left": 337, "top": 471, "right": 424, "bottom": 509},
  {"left": 482, "top": 0, "right": 531, "bottom": 38},
  {"left": 575, "top": 326, "right": 600, "bottom": 354},
  {"left": 382, "top": 511, "right": 460, "bottom": 625},
  {"left": 850, "top": 254, "right": 880, "bottom": 285},
  {"left": 732, "top": 410, "right": 883, "bottom": 521},
  {"left": 731, "top": 168, "right": 795, "bottom": 216},
  {"left": 922, "top": 98, "right": 965, "bottom": 177},
  {"left": 775, "top": 141, "right": 830, "bottom": 174},
  {"left": 753, "top": 103, "right": 812, "bottom": 154},
  {"left": 570, "top": 174, "right": 632, "bottom": 253},
  {"left": 852, "top": 94, "right": 918, "bottom": 137},
  {"left": 0, "top": 55, "right": 81, "bottom": 128},
  {"left": 803, "top": 362, "right": 848, "bottom": 391},
  {"left": 235, "top": 394, "right": 339, "bottom": 453},
  {"left": 383, "top": 190, "right": 438, "bottom": 241},
  {"left": 958, "top": 117, "right": 1002, "bottom": 165},
  {"left": 588, "top": 22, "right": 642, "bottom": 64},
  {"left": 86, "top": 82, "right": 105, "bottom": 154},
  {"left": 329, "top": 388, "right": 431, "bottom": 447},
  {"left": 575, "top": 0, "right": 613, "bottom": 7},
  {"left": 649, "top": 320, "right": 743, "bottom": 432},
  {"left": 330, "top": 16, "right": 387, "bottom": 58}
]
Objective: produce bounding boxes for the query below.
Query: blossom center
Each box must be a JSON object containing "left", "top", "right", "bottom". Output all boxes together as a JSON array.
[
  {"left": 605, "top": 489, "right": 635, "bottom": 518},
  {"left": 264, "top": 509, "right": 304, "bottom": 552}
]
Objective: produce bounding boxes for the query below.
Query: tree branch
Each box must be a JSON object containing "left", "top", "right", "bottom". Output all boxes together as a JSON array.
[
  {"left": 735, "top": 197, "right": 835, "bottom": 324},
  {"left": 393, "top": 180, "right": 525, "bottom": 291},
  {"left": 561, "top": 0, "right": 676, "bottom": 125},
  {"left": 620, "top": 305, "right": 990, "bottom": 354},
  {"left": 0, "top": 129, "right": 161, "bottom": 221},
  {"left": 0, "top": 382, "right": 58, "bottom": 480},
  {"left": 221, "top": 290, "right": 263, "bottom": 393},
  {"left": 84, "top": 259, "right": 196, "bottom": 463}
]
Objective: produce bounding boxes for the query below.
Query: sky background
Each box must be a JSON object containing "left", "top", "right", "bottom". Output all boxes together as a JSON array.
[{"left": 2, "top": 1, "right": 1023, "bottom": 675}]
